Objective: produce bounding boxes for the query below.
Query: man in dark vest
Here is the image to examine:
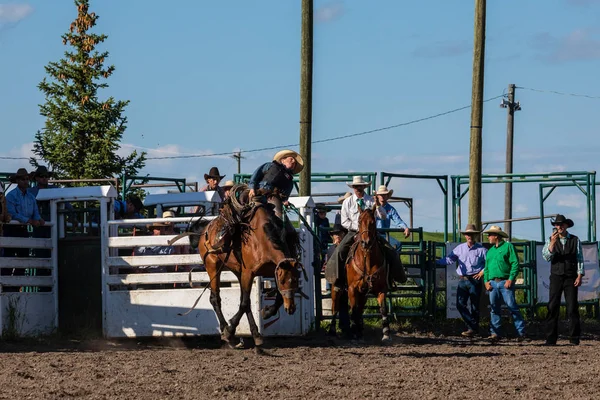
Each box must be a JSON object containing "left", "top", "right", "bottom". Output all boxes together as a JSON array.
[{"left": 542, "top": 214, "right": 584, "bottom": 346}]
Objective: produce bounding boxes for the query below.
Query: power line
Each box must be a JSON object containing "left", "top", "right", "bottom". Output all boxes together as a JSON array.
[
  {"left": 517, "top": 86, "right": 600, "bottom": 100},
  {"left": 1, "top": 94, "right": 504, "bottom": 162},
  {"left": 145, "top": 94, "right": 504, "bottom": 161}
]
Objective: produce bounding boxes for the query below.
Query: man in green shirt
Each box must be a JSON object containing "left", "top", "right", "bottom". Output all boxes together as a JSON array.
[{"left": 483, "top": 225, "right": 526, "bottom": 343}]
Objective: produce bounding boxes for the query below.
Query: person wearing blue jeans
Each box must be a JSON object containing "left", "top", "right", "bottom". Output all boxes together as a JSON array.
[
  {"left": 483, "top": 225, "right": 526, "bottom": 343},
  {"left": 437, "top": 224, "right": 487, "bottom": 337}
]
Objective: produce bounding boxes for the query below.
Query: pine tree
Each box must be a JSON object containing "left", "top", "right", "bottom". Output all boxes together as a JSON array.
[{"left": 32, "top": 0, "right": 145, "bottom": 181}]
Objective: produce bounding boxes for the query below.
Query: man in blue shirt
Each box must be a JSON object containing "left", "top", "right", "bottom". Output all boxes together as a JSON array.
[
  {"left": 436, "top": 224, "right": 487, "bottom": 337},
  {"left": 4, "top": 168, "right": 44, "bottom": 259}
]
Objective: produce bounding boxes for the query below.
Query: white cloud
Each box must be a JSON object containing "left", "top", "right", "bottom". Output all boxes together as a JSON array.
[
  {"left": 315, "top": 2, "right": 344, "bottom": 23},
  {"left": 514, "top": 204, "right": 528, "bottom": 213},
  {"left": 0, "top": 3, "right": 33, "bottom": 23},
  {"left": 556, "top": 194, "right": 584, "bottom": 208}
]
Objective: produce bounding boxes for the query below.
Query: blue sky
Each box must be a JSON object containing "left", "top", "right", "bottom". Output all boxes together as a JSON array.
[{"left": 1, "top": 0, "right": 600, "bottom": 240}]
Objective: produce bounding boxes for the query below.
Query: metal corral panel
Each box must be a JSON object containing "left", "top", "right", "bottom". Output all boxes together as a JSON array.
[{"left": 0, "top": 293, "right": 56, "bottom": 336}]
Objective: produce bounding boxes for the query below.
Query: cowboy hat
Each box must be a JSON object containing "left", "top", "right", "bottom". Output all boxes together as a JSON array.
[
  {"left": 273, "top": 149, "right": 304, "bottom": 174},
  {"left": 8, "top": 168, "right": 30, "bottom": 183},
  {"left": 329, "top": 222, "right": 347, "bottom": 236},
  {"left": 551, "top": 214, "right": 574, "bottom": 228},
  {"left": 483, "top": 225, "right": 508, "bottom": 238},
  {"left": 30, "top": 165, "right": 54, "bottom": 179},
  {"left": 204, "top": 167, "right": 225, "bottom": 181},
  {"left": 461, "top": 224, "right": 481, "bottom": 234},
  {"left": 315, "top": 203, "right": 329, "bottom": 213},
  {"left": 337, "top": 192, "right": 352, "bottom": 204},
  {"left": 346, "top": 176, "right": 370, "bottom": 188},
  {"left": 148, "top": 210, "right": 176, "bottom": 229},
  {"left": 375, "top": 185, "right": 394, "bottom": 196},
  {"left": 221, "top": 180, "right": 235, "bottom": 189}
]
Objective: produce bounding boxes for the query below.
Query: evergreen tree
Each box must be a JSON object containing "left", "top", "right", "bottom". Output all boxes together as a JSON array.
[{"left": 32, "top": 0, "right": 145, "bottom": 181}]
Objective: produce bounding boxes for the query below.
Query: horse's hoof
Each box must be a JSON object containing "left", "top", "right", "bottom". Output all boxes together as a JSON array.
[
  {"left": 255, "top": 346, "right": 265, "bottom": 355},
  {"left": 261, "top": 307, "right": 275, "bottom": 319},
  {"left": 254, "top": 336, "right": 264, "bottom": 347},
  {"left": 382, "top": 335, "right": 392, "bottom": 343},
  {"left": 234, "top": 342, "right": 245, "bottom": 350}
]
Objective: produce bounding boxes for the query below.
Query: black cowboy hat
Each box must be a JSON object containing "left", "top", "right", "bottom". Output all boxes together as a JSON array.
[
  {"left": 315, "top": 203, "right": 329, "bottom": 213},
  {"left": 127, "top": 196, "right": 144, "bottom": 212},
  {"left": 551, "top": 214, "right": 574, "bottom": 228},
  {"left": 30, "top": 165, "right": 54, "bottom": 179},
  {"left": 329, "top": 222, "right": 347, "bottom": 235},
  {"left": 8, "top": 168, "right": 30, "bottom": 183},
  {"left": 204, "top": 167, "right": 225, "bottom": 181}
]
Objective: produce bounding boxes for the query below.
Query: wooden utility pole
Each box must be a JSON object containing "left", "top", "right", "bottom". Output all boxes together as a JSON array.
[
  {"left": 231, "top": 151, "right": 244, "bottom": 174},
  {"left": 504, "top": 84, "right": 516, "bottom": 239},
  {"left": 299, "top": 0, "right": 313, "bottom": 196},
  {"left": 468, "top": 0, "right": 486, "bottom": 229}
]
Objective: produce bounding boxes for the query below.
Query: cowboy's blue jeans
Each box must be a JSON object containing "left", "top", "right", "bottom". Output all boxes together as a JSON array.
[
  {"left": 488, "top": 279, "right": 526, "bottom": 337},
  {"left": 456, "top": 277, "right": 481, "bottom": 332}
]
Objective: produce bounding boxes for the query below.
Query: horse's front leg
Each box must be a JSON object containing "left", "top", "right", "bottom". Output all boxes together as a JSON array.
[
  {"left": 328, "top": 286, "right": 339, "bottom": 336},
  {"left": 261, "top": 291, "right": 283, "bottom": 320},
  {"left": 225, "top": 272, "right": 254, "bottom": 349},
  {"left": 205, "top": 256, "right": 230, "bottom": 341},
  {"left": 348, "top": 284, "right": 365, "bottom": 339},
  {"left": 377, "top": 291, "right": 391, "bottom": 342}
]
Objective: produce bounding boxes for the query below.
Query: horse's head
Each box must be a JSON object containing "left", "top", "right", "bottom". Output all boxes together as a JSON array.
[
  {"left": 357, "top": 204, "right": 377, "bottom": 249},
  {"left": 275, "top": 259, "right": 306, "bottom": 315}
]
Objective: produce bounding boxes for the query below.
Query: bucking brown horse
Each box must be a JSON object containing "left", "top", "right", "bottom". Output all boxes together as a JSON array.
[
  {"left": 330, "top": 204, "right": 391, "bottom": 342},
  {"left": 194, "top": 187, "right": 305, "bottom": 353}
]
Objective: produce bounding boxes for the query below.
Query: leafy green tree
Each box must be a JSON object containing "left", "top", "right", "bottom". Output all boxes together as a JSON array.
[{"left": 32, "top": 0, "right": 145, "bottom": 182}]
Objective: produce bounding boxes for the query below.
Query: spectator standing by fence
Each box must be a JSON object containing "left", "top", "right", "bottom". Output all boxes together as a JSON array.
[
  {"left": 483, "top": 225, "right": 526, "bottom": 343},
  {"left": 542, "top": 214, "right": 584, "bottom": 346},
  {"left": 436, "top": 224, "right": 487, "bottom": 337},
  {"left": 28, "top": 166, "right": 57, "bottom": 258}
]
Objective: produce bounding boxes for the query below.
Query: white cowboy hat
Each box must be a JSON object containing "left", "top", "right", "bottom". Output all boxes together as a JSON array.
[
  {"left": 273, "top": 149, "right": 304, "bottom": 174},
  {"left": 484, "top": 225, "right": 508, "bottom": 238},
  {"left": 346, "top": 176, "right": 370, "bottom": 188},
  {"left": 375, "top": 185, "right": 393, "bottom": 196}
]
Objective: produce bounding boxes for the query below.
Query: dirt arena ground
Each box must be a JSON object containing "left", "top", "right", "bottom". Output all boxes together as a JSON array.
[{"left": 2, "top": 326, "right": 600, "bottom": 400}]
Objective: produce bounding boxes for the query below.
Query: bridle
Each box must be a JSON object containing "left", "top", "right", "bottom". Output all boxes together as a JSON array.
[
  {"left": 274, "top": 259, "right": 308, "bottom": 300},
  {"left": 349, "top": 210, "right": 383, "bottom": 291}
]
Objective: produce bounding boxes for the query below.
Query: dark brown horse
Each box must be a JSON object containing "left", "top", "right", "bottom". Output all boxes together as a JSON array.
[
  {"left": 330, "top": 204, "right": 391, "bottom": 342},
  {"left": 194, "top": 193, "right": 305, "bottom": 353}
]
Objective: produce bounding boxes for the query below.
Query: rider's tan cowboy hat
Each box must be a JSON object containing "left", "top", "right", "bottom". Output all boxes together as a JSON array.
[
  {"left": 347, "top": 176, "right": 370, "bottom": 188},
  {"left": 30, "top": 165, "right": 54, "bottom": 179},
  {"left": 551, "top": 214, "right": 574, "bottom": 228},
  {"left": 221, "top": 180, "right": 235, "bottom": 190},
  {"left": 484, "top": 225, "right": 508, "bottom": 238},
  {"left": 148, "top": 210, "right": 176, "bottom": 229},
  {"left": 8, "top": 168, "right": 30, "bottom": 183},
  {"left": 273, "top": 149, "right": 304, "bottom": 174},
  {"left": 204, "top": 167, "right": 225, "bottom": 181},
  {"left": 375, "top": 185, "right": 393, "bottom": 196},
  {"left": 461, "top": 224, "right": 481, "bottom": 234}
]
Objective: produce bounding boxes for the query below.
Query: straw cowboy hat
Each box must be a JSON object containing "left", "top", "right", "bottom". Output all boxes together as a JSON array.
[
  {"left": 551, "top": 214, "right": 574, "bottom": 228},
  {"left": 484, "top": 225, "right": 508, "bottom": 238},
  {"left": 375, "top": 185, "right": 393, "bottom": 197},
  {"left": 337, "top": 192, "right": 352, "bottom": 204},
  {"left": 204, "top": 167, "right": 225, "bottom": 181},
  {"left": 30, "top": 165, "right": 54, "bottom": 179},
  {"left": 221, "top": 180, "right": 235, "bottom": 189},
  {"left": 346, "top": 176, "right": 370, "bottom": 188},
  {"left": 461, "top": 224, "right": 481, "bottom": 234},
  {"left": 273, "top": 149, "right": 304, "bottom": 174},
  {"left": 8, "top": 168, "right": 30, "bottom": 183},
  {"left": 148, "top": 210, "right": 176, "bottom": 229}
]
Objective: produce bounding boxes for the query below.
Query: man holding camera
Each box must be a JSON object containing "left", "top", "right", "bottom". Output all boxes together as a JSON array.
[{"left": 542, "top": 214, "right": 584, "bottom": 346}]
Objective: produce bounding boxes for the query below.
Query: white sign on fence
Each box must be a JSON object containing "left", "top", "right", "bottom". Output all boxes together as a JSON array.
[
  {"left": 536, "top": 243, "right": 600, "bottom": 303},
  {"left": 445, "top": 243, "right": 462, "bottom": 319}
]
